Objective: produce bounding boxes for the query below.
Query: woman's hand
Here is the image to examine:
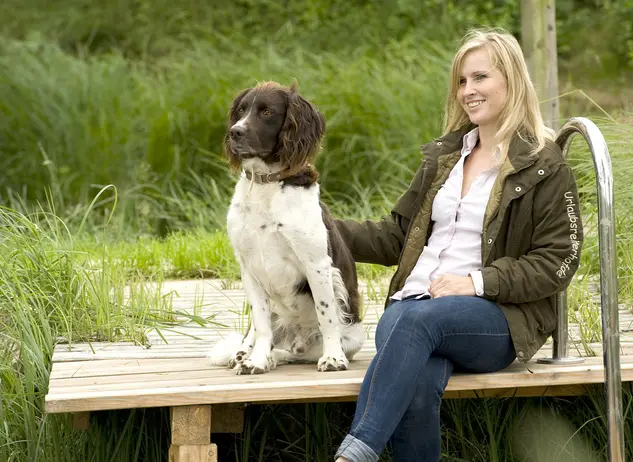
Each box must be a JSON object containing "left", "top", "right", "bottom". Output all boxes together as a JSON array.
[{"left": 429, "top": 274, "right": 476, "bottom": 298}]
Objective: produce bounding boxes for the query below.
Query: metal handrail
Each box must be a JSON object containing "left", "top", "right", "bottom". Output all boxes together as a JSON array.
[{"left": 537, "top": 117, "right": 623, "bottom": 461}]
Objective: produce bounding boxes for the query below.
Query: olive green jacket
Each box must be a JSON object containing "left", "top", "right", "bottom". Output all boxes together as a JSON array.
[{"left": 335, "top": 124, "right": 583, "bottom": 362}]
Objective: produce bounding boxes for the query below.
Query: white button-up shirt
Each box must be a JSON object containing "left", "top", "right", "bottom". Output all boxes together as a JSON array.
[{"left": 391, "top": 128, "right": 500, "bottom": 300}]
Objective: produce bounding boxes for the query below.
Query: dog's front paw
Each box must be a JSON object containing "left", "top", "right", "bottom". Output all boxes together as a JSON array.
[
  {"left": 235, "top": 358, "right": 268, "bottom": 375},
  {"left": 227, "top": 350, "right": 249, "bottom": 369},
  {"left": 235, "top": 353, "right": 276, "bottom": 375},
  {"left": 317, "top": 353, "right": 349, "bottom": 372}
]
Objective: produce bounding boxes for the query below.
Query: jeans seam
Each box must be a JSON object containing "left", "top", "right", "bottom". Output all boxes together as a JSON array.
[{"left": 441, "top": 358, "right": 449, "bottom": 388}]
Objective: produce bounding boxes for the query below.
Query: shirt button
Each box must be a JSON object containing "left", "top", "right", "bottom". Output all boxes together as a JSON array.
[
  {"left": 436, "top": 141, "right": 443, "bottom": 146},
  {"left": 517, "top": 351, "right": 525, "bottom": 358},
  {"left": 538, "top": 169, "right": 545, "bottom": 175},
  {"left": 487, "top": 238, "right": 493, "bottom": 244},
  {"left": 515, "top": 186, "right": 522, "bottom": 192},
  {"left": 414, "top": 226, "right": 420, "bottom": 231}
]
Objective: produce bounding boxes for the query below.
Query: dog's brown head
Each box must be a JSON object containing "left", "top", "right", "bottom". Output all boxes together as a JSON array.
[{"left": 223, "top": 82, "right": 325, "bottom": 177}]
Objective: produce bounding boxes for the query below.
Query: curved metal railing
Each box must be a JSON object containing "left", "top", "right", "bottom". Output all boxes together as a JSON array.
[{"left": 537, "top": 117, "right": 623, "bottom": 461}]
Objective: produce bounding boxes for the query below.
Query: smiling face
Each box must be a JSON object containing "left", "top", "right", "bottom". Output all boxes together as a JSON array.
[{"left": 457, "top": 47, "right": 508, "bottom": 131}]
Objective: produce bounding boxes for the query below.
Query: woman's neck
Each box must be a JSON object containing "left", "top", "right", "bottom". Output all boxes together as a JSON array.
[{"left": 476, "top": 125, "right": 499, "bottom": 154}]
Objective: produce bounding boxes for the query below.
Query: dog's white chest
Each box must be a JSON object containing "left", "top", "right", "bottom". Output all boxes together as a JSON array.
[{"left": 227, "top": 181, "right": 320, "bottom": 297}]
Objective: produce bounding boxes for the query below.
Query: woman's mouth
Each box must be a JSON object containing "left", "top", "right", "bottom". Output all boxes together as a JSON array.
[{"left": 467, "top": 100, "right": 485, "bottom": 109}]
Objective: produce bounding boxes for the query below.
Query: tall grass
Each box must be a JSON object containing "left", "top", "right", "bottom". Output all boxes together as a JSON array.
[
  {"left": 0, "top": 36, "right": 454, "bottom": 234},
  {"left": 0, "top": 205, "right": 176, "bottom": 462}
]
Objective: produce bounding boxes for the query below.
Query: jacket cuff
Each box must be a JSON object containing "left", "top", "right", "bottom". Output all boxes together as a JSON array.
[
  {"left": 469, "top": 271, "right": 484, "bottom": 297},
  {"left": 481, "top": 267, "right": 500, "bottom": 300}
]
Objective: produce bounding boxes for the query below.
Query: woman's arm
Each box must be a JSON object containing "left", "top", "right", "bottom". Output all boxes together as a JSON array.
[
  {"left": 481, "top": 163, "right": 583, "bottom": 304},
  {"left": 334, "top": 162, "right": 427, "bottom": 266},
  {"left": 335, "top": 214, "right": 409, "bottom": 266}
]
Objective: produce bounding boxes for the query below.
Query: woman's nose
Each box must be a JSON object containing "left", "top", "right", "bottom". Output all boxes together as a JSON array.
[{"left": 464, "top": 80, "right": 475, "bottom": 96}]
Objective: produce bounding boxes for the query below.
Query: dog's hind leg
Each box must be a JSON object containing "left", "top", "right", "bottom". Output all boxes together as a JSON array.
[{"left": 341, "top": 321, "right": 365, "bottom": 360}]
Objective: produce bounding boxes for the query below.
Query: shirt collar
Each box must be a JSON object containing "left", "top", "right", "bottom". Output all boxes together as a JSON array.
[{"left": 461, "top": 127, "right": 502, "bottom": 164}]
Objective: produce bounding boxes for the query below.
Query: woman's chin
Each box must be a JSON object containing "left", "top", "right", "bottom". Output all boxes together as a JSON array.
[{"left": 467, "top": 114, "right": 492, "bottom": 127}]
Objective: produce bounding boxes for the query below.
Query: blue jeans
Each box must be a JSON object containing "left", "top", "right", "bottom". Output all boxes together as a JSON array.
[{"left": 335, "top": 296, "right": 516, "bottom": 462}]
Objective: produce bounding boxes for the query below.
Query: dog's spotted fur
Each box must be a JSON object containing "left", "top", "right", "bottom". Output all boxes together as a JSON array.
[{"left": 208, "top": 82, "right": 364, "bottom": 374}]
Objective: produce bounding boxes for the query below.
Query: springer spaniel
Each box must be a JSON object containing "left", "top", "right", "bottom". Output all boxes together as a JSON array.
[{"left": 208, "top": 82, "right": 364, "bottom": 374}]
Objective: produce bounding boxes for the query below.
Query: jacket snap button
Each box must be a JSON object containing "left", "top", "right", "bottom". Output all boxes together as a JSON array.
[
  {"left": 487, "top": 238, "right": 493, "bottom": 244},
  {"left": 436, "top": 141, "right": 442, "bottom": 146},
  {"left": 414, "top": 226, "right": 420, "bottom": 231},
  {"left": 515, "top": 186, "right": 522, "bottom": 192},
  {"left": 538, "top": 169, "right": 545, "bottom": 175},
  {"left": 517, "top": 351, "right": 525, "bottom": 358}
]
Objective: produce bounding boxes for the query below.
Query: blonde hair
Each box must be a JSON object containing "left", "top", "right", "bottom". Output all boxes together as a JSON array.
[{"left": 443, "top": 28, "right": 555, "bottom": 160}]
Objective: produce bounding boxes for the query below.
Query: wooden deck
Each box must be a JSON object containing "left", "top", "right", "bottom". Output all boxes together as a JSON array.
[{"left": 45, "top": 278, "right": 633, "bottom": 415}]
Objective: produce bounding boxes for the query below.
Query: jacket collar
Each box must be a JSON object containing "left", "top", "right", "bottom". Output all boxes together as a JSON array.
[{"left": 421, "top": 124, "right": 540, "bottom": 173}]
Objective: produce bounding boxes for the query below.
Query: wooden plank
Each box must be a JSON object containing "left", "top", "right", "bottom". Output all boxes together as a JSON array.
[
  {"left": 47, "top": 341, "right": 623, "bottom": 363},
  {"left": 443, "top": 383, "right": 590, "bottom": 399},
  {"left": 168, "top": 444, "right": 217, "bottom": 462},
  {"left": 170, "top": 405, "right": 211, "bottom": 445},
  {"left": 267, "top": 384, "right": 593, "bottom": 401},
  {"left": 45, "top": 353, "right": 621, "bottom": 391},
  {"left": 49, "top": 356, "right": 607, "bottom": 395},
  {"left": 211, "top": 404, "right": 245, "bottom": 433},
  {"left": 49, "top": 349, "right": 378, "bottom": 380},
  {"left": 46, "top": 363, "right": 372, "bottom": 395},
  {"left": 52, "top": 351, "right": 212, "bottom": 362},
  {"left": 169, "top": 405, "right": 216, "bottom": 462},
  {"left": 43, "top": 277, "right": 633, "bottom": 419},
  {"left": 44, "top": 356, "right": 633, "bottom": 414}
]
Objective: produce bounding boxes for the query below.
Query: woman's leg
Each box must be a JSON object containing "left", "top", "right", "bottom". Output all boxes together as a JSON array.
[
  {"left": 388, "top": 354, "right": 453, "bottom": 461},
  {"left": 335, "top": 295, "right": 516, "bottom": 462}
]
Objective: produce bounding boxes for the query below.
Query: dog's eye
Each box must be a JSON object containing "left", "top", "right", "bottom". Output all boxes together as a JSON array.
[
  {"left": 262, "top": 108, "right": 273, "bottom": 116},
  {"left": 237, "top": 107, "right": 245, "bottom": 115}
]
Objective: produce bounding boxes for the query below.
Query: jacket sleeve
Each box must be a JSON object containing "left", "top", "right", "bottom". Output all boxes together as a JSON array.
[
  {"left": 481, "top": 163, "right": 583, "bottom": 303},
  {"left": 334, "top": 163, "right": 426, "bottom": 266}
]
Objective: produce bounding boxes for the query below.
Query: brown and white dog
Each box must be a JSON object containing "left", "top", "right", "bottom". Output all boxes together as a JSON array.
[{"left": 208, "top": 82, "right": 364, "bottom": 374}]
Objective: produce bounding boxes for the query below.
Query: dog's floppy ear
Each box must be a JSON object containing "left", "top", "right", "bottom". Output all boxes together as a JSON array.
[
  {"left": 276, "top": 84, "right": 325, "bottom": 174},
  {"left": 223, "top": 87, "right": 251, "bottom": 171}
]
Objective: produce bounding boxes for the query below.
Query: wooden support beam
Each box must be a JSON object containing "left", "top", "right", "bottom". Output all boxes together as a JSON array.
[
  {"left": 210, "top": 403, "right": 245, "bottom": 433},
  {"left": 169, "top": 405, "right": 217, "bottom": 462},
  {"left": 72, "top": 412, "right": 90, "bottom": 430},
  {"left": 521, "top": 0, "right": 560, "bottom": 130},
  {"left": 169, "top": 445, "right": 217, "bottom": 462}
]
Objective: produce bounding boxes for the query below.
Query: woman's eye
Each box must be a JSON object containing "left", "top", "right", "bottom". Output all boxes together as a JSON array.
[
  {"left": 475, "top": 74, "right": 487, "bottom": 81},
  {"left": 458, "top": 78, "right": 466, "bottom": 86}
]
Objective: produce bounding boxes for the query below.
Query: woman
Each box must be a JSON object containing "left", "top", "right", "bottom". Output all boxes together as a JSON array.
[{"left": 333, "top": 28, "right": 584, "bottom": 462}]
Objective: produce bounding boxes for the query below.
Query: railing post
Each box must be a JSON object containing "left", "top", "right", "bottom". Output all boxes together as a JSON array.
[
  {"left": 538, "top": 291, "right": 584, "bottom": 364},
  {"left": 537, "top": 117, "right": 623, "bottom": 461}
]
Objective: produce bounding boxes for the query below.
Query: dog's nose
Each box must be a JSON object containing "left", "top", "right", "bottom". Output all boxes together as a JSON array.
[{"left": 230, "top": 125, "right": 246, "bottom": 139}]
